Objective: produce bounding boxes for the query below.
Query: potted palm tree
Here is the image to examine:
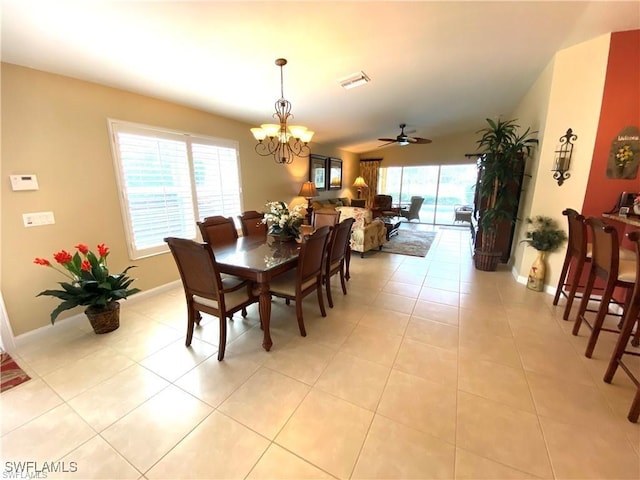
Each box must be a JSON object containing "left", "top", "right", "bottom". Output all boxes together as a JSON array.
[{"left": 474, "top": 118, "right": 538, "bottom": 271}]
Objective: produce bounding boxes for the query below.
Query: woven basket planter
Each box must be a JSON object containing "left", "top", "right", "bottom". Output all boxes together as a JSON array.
[
  {"left": 474, "top": 249, "right": 502, "bottom": 271},
  {"left": 85, "top": 301, "right": 120, "bottom": 334}
]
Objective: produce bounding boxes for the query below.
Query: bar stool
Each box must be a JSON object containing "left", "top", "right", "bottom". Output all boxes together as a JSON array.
[
  {"left": 603, "top": 229, "right": 640, "bottom": 423},
  {"left": 554, "top": 209, "right": 635, "bottom": 321},
  {"left": 553, "top": 209, "right": 592, "bottom": 320},
  {"left": 572, "top": 217, "right": 636, "bottom": 358}
]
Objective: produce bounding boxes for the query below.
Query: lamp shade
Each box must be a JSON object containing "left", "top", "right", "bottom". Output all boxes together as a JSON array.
[
  {"left": 352, "top": 176, "right": 368, "bottom": 188},
  {"left": 298, "top": 181, "right": 318, "bottom": 198}
]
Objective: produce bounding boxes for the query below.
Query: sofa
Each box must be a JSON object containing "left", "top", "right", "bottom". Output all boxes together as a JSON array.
[
  {"left": 311, "top": 197, "right": 351, "bottom": 211},
  {"left": 336, "top": 206, "right": 387, "bottom": 257}
]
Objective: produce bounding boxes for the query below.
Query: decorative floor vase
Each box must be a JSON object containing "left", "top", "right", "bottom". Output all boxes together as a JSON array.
[
  {"left": 85, "top": 301, "right": 120, "bottom": 334},
  {"left": 527, "top": 250, "right": 546, "bottom": 292}
]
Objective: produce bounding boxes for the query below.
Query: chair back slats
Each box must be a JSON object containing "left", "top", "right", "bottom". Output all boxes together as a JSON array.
[
  {"left": 297, "top": 226, "right": 331, "bottom": 283},
  {"left": 373, "top": 195, "right": 393, "bottom": 210},
  {"left": 197, "top": 216, "right": 238, "bottom": 247},
  {"left": 565, "top": 208, "right": 588, "bottom": 258},
  {"left": 165, "top": 237, "right": 222, "bottom": 301},
  {"left": 587, "top": 217, "right": 619, "bottom": 279},
  {"left": 239, "top": 211, "right": 267, "bottom": 237},
  {"left": 313, "top": 210, "right": 341, "bottom": 229},
  {"left": 407, "top": 196, "right": 424, "bottom": 216},
  {"left": 328, "top": 218, "right": 355, "bottom": 266}
]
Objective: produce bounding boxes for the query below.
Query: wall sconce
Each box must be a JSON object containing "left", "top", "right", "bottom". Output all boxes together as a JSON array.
[{"left": 552, "top": 128, "right": 577, "bottom": 186}]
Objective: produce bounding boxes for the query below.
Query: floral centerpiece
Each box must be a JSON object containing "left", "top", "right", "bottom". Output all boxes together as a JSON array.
[
  {"left": 262, "top": 201, "right": 304, "bottom": 240},
  {"left": 521, "top": 216, "right": 567, "bottom": 252},
  {"left": 34, "top": 243, "right": 140, "bottom": 332}
]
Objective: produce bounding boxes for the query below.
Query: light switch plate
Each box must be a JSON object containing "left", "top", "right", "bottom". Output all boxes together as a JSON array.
[{"left": 23, "top": 211, "right": 55, "bottom": 227}]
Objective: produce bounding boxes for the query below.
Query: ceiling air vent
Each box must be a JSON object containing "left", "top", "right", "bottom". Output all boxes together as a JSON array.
[{"left": 338, "top": 71, "right": 370, "bottom": 90}]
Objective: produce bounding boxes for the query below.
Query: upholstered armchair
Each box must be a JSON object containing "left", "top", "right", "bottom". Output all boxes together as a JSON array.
[
  {"left": 371, "top": 194, "right": 397, "bottom": 218},
  {"left": 336, "top": 206, "right": 387, "bottom": 257}
]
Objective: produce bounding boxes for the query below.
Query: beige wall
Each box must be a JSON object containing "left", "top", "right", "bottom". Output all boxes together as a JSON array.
[
  {"left": 510, "top": 34, "right": 611, "bottom": 287},
  {"left": 1, "top": 64, "right": 357, "bottom": 335}
]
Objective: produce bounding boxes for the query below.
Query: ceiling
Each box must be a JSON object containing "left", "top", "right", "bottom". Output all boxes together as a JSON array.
[{"left": 2, "top": 1, "right": 639, "bottom": 153}]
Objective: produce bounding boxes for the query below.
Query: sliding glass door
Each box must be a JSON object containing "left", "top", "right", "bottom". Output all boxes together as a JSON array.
[{"left": 378, "top": 163, "right": 476, "bottom": 225}]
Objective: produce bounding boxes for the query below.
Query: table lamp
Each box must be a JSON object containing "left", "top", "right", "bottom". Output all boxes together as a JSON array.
[
  {"left": 298, "top": 181, "right": 318, "bottom": 224},
  {"left": 352, "top": 176, "right": 368, "bottom": 199}
]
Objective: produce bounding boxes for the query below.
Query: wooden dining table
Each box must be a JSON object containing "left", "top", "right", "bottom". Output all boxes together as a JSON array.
[{"left": 212, "top": 235, "right": 300, "bottom": 352}]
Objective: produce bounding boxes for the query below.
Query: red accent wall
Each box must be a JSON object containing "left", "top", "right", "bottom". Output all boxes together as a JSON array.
[
  {"left": 581, "top": 30, "right": 640, "bottom": 253},
  {"left": 582, "top": 30, "right": 640, "bottom": 222}
]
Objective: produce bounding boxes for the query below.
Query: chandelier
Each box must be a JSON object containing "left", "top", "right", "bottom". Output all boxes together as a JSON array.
[{"left": 250, "top": 58, "right": 314, "bottom": 164}]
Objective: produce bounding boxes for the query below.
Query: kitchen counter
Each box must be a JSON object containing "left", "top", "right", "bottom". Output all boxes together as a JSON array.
[{"left": 602, "top": 213, "right": 640, "bottom": 227}]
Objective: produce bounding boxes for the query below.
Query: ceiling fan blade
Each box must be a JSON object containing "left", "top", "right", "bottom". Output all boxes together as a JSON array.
[
  {"left": 408, "top": 137, "right": 432, "bottom": 144},
  {"left": 377, "top": 138, "right": 397, "bottom": 142},
  {"left": 377, "top": 140, "right": 396, "bottom": 148}
]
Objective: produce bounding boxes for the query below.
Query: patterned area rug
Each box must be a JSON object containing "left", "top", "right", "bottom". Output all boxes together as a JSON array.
[
  {"left": 381, "top": 230, "right": 437, "bottom": 257},
  {"left": 1, "top": 352, "right": 31, "bottom": 393}
]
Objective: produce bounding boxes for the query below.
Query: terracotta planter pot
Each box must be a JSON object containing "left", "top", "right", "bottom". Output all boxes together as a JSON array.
[{"left": 85, "top": 301, "right": 120, "bottom": 334}]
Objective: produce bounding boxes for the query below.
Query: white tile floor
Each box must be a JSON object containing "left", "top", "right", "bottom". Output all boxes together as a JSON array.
[{"left": 2, "top": 227, "right": 639, "bottom": 479}]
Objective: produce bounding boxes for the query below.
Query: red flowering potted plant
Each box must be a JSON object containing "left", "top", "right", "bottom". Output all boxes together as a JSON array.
[{"left": 34, "top": 243, "right": 140, "bottom": 333}]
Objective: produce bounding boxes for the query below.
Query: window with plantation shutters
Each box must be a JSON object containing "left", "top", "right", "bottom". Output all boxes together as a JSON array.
[{"left": 109, "top": 120, "right": 242, "bottom": 259}]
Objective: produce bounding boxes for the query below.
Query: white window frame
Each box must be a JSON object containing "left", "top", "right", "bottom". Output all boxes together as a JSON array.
[{"left": 108, "top": 119, "right": 243, "bottom": 259}]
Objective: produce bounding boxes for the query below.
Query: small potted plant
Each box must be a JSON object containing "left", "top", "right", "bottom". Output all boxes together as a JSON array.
[
  {"left": 521, "top": 216, "right": 567, "bottom": 291},
  {"left": 34, "top": 243, "right": 140, "bottom": 333}
]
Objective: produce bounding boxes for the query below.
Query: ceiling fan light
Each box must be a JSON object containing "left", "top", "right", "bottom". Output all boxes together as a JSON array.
[
  {"left": 300, "top": 130, "right": 314, "bottom": 143},
  {"left": 250, "top": 128, "right": 267, "bottom": 141}
]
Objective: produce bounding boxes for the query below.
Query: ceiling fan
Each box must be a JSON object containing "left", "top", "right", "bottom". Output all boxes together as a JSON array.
[{"left": 378, "top": 123, "right": 432, "bottom": 147}]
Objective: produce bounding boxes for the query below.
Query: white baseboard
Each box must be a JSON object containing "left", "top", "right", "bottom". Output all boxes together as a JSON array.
[
  {"left": 15, "top": 280, "right": 181, "bottom": 347},
  {"left": 513, "top": 267, "right": 557, "bottom": 296}
]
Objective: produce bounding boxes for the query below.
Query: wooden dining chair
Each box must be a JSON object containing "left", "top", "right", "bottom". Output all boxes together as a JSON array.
[
  {"left": 268, "top": 226, "right": 332, "bottom": 337},
  {"left": 572, "top": 217, "right": 636, "bottom": 358},
  {"left": 197, "top": 215, "right": 238, "bottom": 247},
  {"left": 164, "top": 237, "right": 258, "bottom": 361},
  {"left": 238, "top": 210, "right": 266, "bottom": 237},
  {"left": 324, "top": 218, "right": 355, "bottom": 308},
  {"left": 603, "top": 229, "right": 640, "bottom": 423},
  {"left": 312, "top": 209, "right": 341, "bottom": 229}
]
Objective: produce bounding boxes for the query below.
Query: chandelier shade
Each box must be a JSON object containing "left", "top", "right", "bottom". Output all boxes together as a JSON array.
[{"left": 251, "top": 58, "right": 314, "bottom": 164}]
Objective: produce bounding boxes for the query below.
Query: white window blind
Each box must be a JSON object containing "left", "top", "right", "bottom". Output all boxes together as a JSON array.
[{"left": 109, "top": 120, "right": 242, "bottom": 259}]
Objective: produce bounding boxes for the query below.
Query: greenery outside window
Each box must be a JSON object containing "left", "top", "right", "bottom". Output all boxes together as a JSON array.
[
  {"left": 109, "top": 120, "right": 242, "bottom": 259},
  {"left": 378, "top": 164, "right": 476, "bottom": 224}
]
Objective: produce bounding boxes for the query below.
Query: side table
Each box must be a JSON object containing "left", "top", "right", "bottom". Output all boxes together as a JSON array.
[{"left": 382, "top": 217, "right": 402, "bottom": 240}]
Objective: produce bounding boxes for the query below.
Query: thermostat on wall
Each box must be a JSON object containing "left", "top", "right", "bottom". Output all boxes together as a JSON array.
[{"left": 10, "top": 174, "right": 39, "bottom": 191}]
